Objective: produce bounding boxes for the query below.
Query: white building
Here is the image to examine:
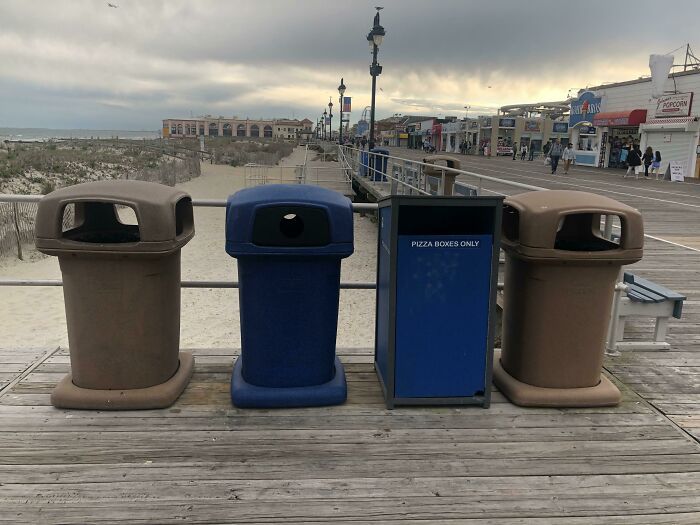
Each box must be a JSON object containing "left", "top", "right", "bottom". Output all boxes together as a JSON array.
[{"left": 569, "top": 69, "right": 700, "bottom": 178}]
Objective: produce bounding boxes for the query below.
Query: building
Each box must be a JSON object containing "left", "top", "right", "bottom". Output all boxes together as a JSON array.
[
  {"left": 568, "top": 68, "right": 700, "bottom": 177},
  {"left": 162, "top": 116, "right": 311, "bottom": 141},
  {"left": 476, "top": 100, "right": 571, "bottom": 156}
]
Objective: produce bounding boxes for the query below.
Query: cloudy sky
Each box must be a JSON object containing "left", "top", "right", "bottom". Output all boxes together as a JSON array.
[{"left": 1, "top": 0, "right": 698, "bottom": 130}]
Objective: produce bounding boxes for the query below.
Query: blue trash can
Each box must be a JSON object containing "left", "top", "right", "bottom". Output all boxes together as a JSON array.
[
  {"left": 359, "top": 150, "right": 369, "bottom": 178},
  {"left": 225, "top": 184, "right": 354, "bottom": 408},
  {"left": 370, "top": 148, "right": 389, "bottom": 181}
]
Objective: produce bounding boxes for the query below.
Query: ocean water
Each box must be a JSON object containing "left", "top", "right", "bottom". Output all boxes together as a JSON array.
[{"left": 0, "top": 127, "right": 160, "bottom": 142}]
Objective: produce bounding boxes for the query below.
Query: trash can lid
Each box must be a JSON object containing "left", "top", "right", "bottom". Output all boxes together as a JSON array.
[
  {"left": 422, "top": 155, "right": 462, "bottom": 176},
  {"left": 369, "top": 148, "right": 390, "bottom": 154},
  {"left": 35, "top": 180, "right": 194, "bottom": 255},
  {"left": 502, "top": 190, "right": 643, "bottom": 260},
  {"left": 225, "top": 184, "right": 354, "bottom": 257}
]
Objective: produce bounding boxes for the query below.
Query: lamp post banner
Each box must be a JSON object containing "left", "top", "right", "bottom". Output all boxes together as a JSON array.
[{"left": 343, "top": 97, "right": 352, "bottom": 112}]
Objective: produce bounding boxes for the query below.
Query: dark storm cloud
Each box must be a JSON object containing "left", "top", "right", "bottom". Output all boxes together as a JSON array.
[{"left": 0, "top": 0, "right": 698, "bottom": 128}]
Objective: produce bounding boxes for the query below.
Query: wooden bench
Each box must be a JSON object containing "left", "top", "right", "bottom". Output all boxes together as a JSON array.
[{"left": 606, "top": 271, "right": 686, "bottom": 354}]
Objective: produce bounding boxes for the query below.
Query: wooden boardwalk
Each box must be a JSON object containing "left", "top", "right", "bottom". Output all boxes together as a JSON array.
[{"left": 3, "top": 154, "right": 700, "bottom": 523}]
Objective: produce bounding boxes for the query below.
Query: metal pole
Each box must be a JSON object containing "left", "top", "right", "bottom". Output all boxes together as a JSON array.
[
  {"left": 329, "top": 103, "right": 333, "bottom": 143},
  {"left": 339, "top": 95, "right": 343, "bottom": 143},
  {"left": 369, "top": 43, "right": 378, "bottom": 149}
]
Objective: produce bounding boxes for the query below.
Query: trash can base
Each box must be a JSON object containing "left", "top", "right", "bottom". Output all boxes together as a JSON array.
[
  {"left": 231, "top": 356, "right": 347, "bottom": 408},
  {"left": 492, "top": 351, "right": 620, "bottom": 408},
  {"left": 51, "top": 352, "right": 194, "bottom": 410}
]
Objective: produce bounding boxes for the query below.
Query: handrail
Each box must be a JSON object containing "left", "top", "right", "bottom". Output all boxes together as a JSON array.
[{"left": 340, "top": 145, "right": 546, "bottom": 194}]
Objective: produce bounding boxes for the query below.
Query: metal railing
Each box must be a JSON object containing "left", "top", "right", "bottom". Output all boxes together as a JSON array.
[
  {"left": 339, "top": 145, "right": 544, "bottom": 197},
  {"left": 0, "top": 194, "right": 376, "bottom": 289}
]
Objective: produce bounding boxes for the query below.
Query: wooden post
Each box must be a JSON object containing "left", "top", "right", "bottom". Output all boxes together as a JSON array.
[{"left": 12, "top": 202, "right": 23, "bottom": 260}]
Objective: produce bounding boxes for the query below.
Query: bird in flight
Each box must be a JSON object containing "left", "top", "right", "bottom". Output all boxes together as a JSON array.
[{"left": 107, "top": 3, "right": 118, "bottom": 7}]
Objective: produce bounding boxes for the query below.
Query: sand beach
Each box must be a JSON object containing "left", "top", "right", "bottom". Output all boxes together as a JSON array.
[{"left": 0, "top": 160, "right": 378, "bottom": 349}]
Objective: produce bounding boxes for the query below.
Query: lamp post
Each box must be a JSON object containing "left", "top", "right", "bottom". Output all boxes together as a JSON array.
[
  {"left": 338, "top": 78, "right": 346, "bottom": 144},
  {"left": 464, "top": 105, "right": 470, "bottom": 119},
  {"left": 367, "top": 7, "right": 385, "bottom": 150},
  {"left": 322, "top": 109, "right": 327, "bottom": 140},
  {"left": 328, "top": 98, "right": 334, "bottom": 142}
]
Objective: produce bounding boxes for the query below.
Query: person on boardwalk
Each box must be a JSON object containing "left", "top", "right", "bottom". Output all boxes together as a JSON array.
[
  {"left": 650, "top": 150, "right": 662, "bottom": 179},
  {"left": 549, "top": 139, "right": 563, "bottom": 174},
  {"left": 562, "top": 143, "right": 575, "bottom": 174},
  {"left": 360, "top": 137, "right": 367, "bottom": 150},
  {"left": 520, "top": 143, "right": 528, "bottom": 160},
  {"left": 642, "top": 146, "right": 654, "bottom": 179},
  {"left": 528, "top": 144, "right": 534, "bottom": 161},
  {"left": 624, "top": 146, "right": 642, "bottom": 178},
  {"left": 512, "top": 143, "right": 518, "bottom": 160}
]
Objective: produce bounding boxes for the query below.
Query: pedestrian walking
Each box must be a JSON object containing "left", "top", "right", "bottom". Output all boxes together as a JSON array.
[
  {"left": 562, "top": 143, "right": 575, "bottom": 174},
  {"left": 650, "top": 151, "right": 662, "bottom": 179},
  {"left": 642, "top": 146, "right": 654, "bottom": 179},
  {"left": 512, "top": 143, "right": 518, "bottom": 160},
  {"left": 624, "top": 146, "right": 642, "bottom": 178},
  {"left": 520, "top": 143, "right": 528, "bottom": 161},
  {"left": 528, "top": 144, "right": 535, "bottom": 161},
  {"left": 549, "top": 139, "right": 563, "bottom": 174}
]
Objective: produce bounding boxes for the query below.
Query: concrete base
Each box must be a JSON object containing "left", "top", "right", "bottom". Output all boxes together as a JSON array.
[
  {"left": 492, "top": 350, "right": 621, "bottom": 408},
  {"left": 231, "top": 356, "right": 347, "bottom": 408},
  {"left": 51, "top": 352, "right": 195, "bottom": 410}
]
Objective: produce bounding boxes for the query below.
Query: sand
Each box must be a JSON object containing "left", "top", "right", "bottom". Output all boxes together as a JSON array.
[{"left": 0, "top": 158, "right": 378, "bottom": 349}]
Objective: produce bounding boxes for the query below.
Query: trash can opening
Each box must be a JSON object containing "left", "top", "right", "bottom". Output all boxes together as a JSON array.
[
  {"left": 175, "top": 196, "right": 194, "bottom": 238},
  {"left": 554, "top": 213, "right": 619, "bottom": 251},
  {"left": 252, "top": 205, "right": 331, "bottom": 247},
  {"left": 280, "top": 213, "right": 304, "bottom": 238},
  {"left": 502, "top": 205, "right": 520, "bottom": 243},
  {"left": 61, "top": 201, "right": 140, "bottom": 244}
]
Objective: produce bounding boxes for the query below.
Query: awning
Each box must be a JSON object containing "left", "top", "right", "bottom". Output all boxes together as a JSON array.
[{"left": 593, "top": 109, "right": 647, "bottom": 127}]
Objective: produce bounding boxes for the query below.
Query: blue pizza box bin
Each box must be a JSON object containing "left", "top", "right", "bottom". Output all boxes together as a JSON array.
[
  {"left": 370, "top": 148, "right": 390, "bottom": 181},
  {"left": 374, "top": 196, "right": 503, "bottom": 408},
  {"left": 225, "top": 184, "right": 354, "bottom": 408}
]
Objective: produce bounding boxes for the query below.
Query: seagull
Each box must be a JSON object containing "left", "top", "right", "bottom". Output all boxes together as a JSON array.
[{"left": 107, "top": 3, "right": 118, "bottom": 7}]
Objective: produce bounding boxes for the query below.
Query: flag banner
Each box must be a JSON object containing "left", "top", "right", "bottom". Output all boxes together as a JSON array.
[
  {"left": 325, "top": 117, "right": 331, "bottom": 124},
  {"left": 343, "top": 97, "right": 351, "bottom": 112}
]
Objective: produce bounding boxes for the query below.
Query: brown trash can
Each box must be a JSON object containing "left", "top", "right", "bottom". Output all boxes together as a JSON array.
[
  {"left": 493, "top": 190, "right": 643, "bottom": 407},
  {"left": 423, "top": 155, "right": 461, "bottom": 195},
  {"left": 35, "top": 180, "right": 195, "bottom": 410}
]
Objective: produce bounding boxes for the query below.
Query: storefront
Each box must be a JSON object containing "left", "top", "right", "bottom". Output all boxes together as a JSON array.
[
  {"left": 431, "top": 122, "right": 443, "bottom": 151},
  {"left": 568, "top": 91, "right": 602, "bottom": 166},
  {"left": 593, "top": 110, "right": 647, "bottom": 168},
  {"left": 466, "top": 120, "right": 479, "bottom": 153},
  {"left": 478, "top": 117, "right": 492, "bottom": 155},
  {"left": 640, "top": 116, "right": 699, "bottom": 180},
  {"left": 495, "top": 117, "right": 516, "bottom": 155},
  {"left": 520, "top": 119, "right": 544, "bottom": 154},
  {"left": 441, "top": 121, "right": 461, "bottom": 153}
]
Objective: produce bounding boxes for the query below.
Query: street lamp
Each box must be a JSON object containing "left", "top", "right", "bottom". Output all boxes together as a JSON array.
[
  {"left": 322, "top": 109, "right": 327, "bottom": 140},
  {"left": 367, "top": 6, "right": 385, "bottom": 149},
  {"left": 328, "top": 97, "right": 334, "bottom": 142},
  {"left": 464, "top": 105, "right": 470, "bottom": 119},
  {"left": 338, "top": 78, "right": 346, "bottom": 144}
]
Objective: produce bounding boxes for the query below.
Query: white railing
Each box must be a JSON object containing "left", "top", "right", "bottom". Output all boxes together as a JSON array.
[{"left": 244, "top": 164, "right": 304, "bottom": 187}]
